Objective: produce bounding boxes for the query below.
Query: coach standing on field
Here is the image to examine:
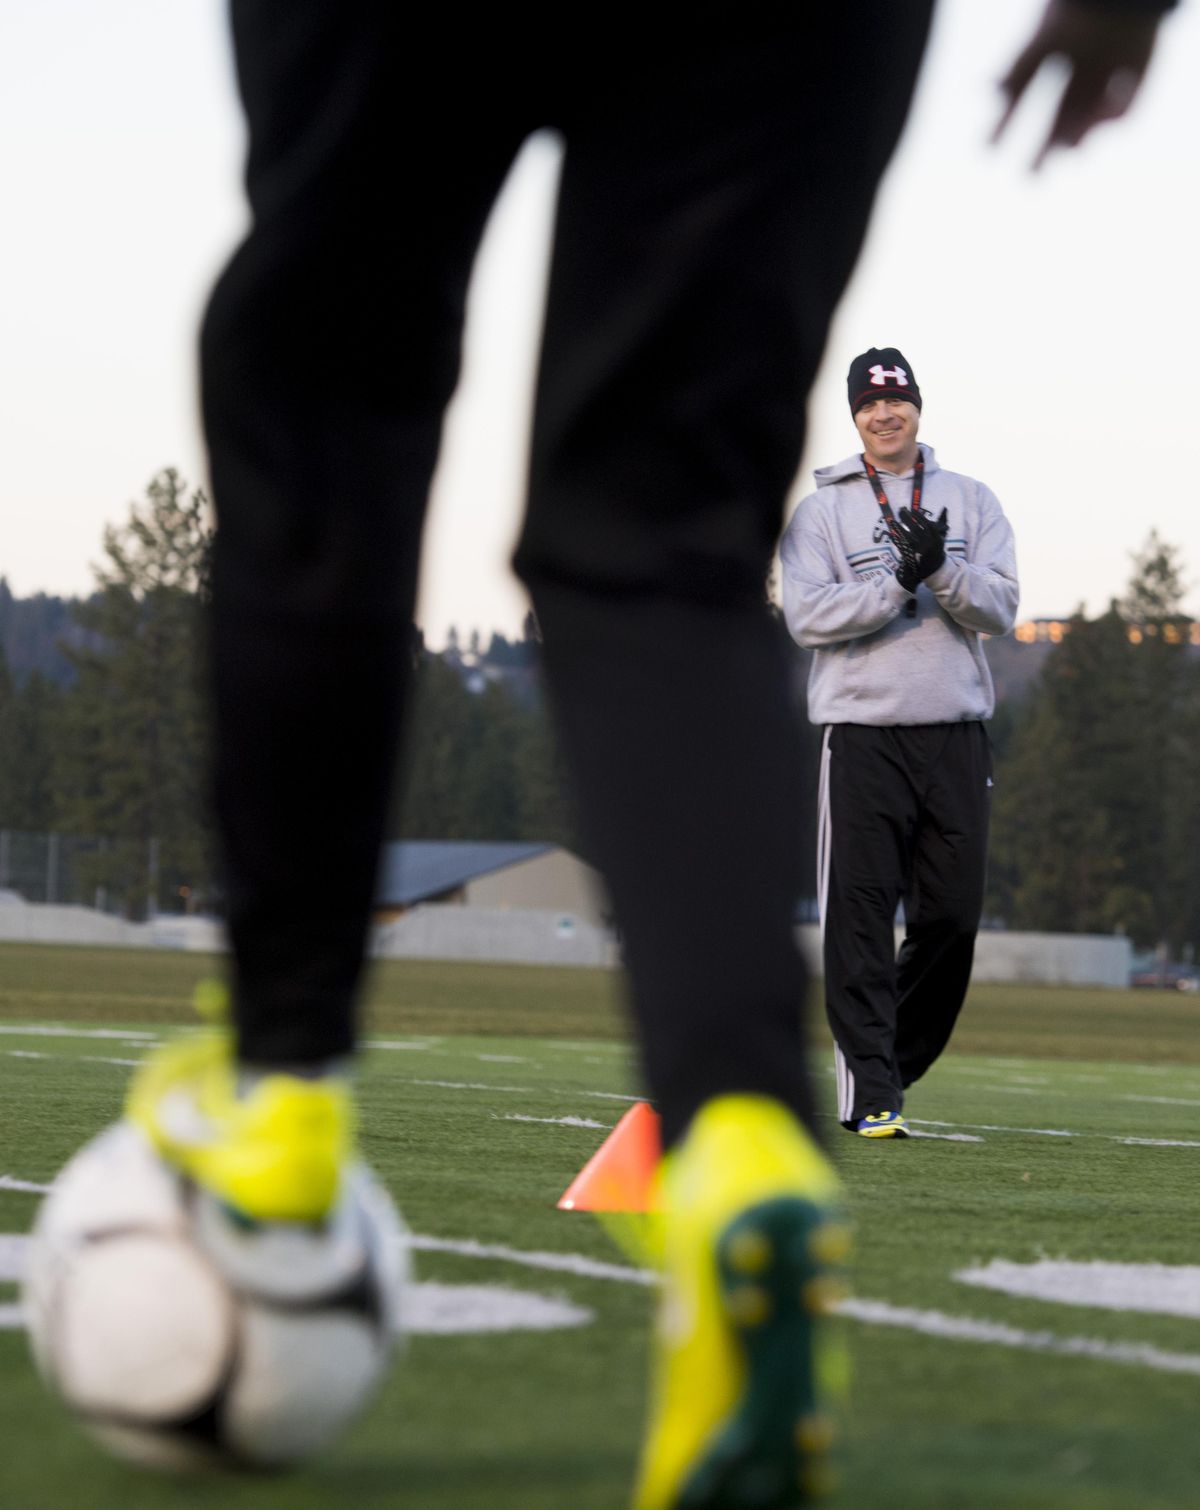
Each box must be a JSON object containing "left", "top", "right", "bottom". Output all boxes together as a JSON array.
[{"left": 781, "top": 349, "right": 1019, "bottom": 1139}]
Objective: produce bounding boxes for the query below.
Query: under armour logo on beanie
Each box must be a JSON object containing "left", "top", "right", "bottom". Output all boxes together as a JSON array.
[{"left": 847, "top": 347, "right": 922, "bottom": 415}]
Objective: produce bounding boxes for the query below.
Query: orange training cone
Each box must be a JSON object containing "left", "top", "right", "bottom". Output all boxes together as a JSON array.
[{"left": 557, "top": 1101, "right": 662, "bottom": 1212}]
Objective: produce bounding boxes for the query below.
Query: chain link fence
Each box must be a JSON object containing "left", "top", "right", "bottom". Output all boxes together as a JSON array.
[{"left": 0, "top": 830, "right": 201, "bottom": 918}]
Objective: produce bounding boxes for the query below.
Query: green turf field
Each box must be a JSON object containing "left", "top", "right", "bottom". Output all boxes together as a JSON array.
[{"left": 3, "top": 943, "right": 1200, "bottom": 1509}]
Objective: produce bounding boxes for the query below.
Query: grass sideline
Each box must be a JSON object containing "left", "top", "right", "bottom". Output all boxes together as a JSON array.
[
  {"left": 3, "top": 939, "right": 1200, "bottom": 1062},
  {"left": 3, "top": 944, "right": 1200, "bottom": 1508}
]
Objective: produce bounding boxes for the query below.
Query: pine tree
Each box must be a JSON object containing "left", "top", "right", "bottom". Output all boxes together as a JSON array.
[
  {"left": 988, "top": 535, "right": 1194, "bottom": 949},
  {"left": 54, "top": 469, "right": 214, "bottom": 918}
]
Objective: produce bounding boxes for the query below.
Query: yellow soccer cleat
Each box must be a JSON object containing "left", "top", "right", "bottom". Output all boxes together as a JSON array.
[
  {"left": 634, "top": 1095, "right": 849, "bottom": 1510},
  {"left": 126, "top": 1028, "right": 354, "bottom": 1225},
  {"left": 855, "top": 1111, "right": 909, "bottom": 1140}
]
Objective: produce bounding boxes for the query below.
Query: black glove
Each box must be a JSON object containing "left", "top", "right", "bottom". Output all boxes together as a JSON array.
[{"left": 894, "top": 506, "right": 948, "bottom": 592}]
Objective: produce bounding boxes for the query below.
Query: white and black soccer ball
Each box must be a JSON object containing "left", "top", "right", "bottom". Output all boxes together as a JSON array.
[{"left": 22, "top": 1120, "right": 408, "bottom": 1471}]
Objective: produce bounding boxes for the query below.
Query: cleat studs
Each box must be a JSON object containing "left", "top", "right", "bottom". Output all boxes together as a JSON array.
[
  {"left": 795, "top": 1414, "right": 835, "bottom": 1455},
  {"left": 726, "top": 1283, "right": 771, "bottom": 1327},
  {"left": 802, "top": 1276, "right": 848, "bottom": 1313},
  {"left": 808, "top": 1223, "right": 851, "bottom": 1265},
  {"left": 725, "top": 1227, "right": 773, "bottom": 1275},
  {"left": 800, "top": 1461, "right": 838, "bottom": 1499}
]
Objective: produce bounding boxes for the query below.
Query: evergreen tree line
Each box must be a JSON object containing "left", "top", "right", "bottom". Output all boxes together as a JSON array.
[
  {"left": 986, "top": 534, "right": 1200, "bottom": 955},
  {"left": 0, "top": 470, "right": 576, "bottom": 917},
  {"left": 1, "top": 473, "right": 1195, "bottom": 952}
]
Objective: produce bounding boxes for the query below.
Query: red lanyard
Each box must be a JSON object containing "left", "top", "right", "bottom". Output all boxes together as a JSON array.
[
  {"left": 863, "top": 452, "right": 924, "bottom": 534},
  {"left": 864, "top": 453, "right": 925, "bottom": 617}
]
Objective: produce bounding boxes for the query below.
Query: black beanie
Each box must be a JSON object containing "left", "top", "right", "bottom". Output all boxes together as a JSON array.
[{"left": 847, "top": 348, "right": 921, "bottom": 415}]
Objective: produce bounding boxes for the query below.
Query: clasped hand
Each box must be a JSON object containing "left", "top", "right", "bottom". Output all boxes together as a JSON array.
[{"left": 894, "top": 506, "right": 948, "bottom": 594}]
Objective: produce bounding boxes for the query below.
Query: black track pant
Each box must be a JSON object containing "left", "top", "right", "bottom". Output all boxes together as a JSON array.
[
  {"left": 200, "top": 3, "right": 933, "bottom": 1148},
  {"left": 818, "top": 722, "right": 992, "bottom": 1127}
]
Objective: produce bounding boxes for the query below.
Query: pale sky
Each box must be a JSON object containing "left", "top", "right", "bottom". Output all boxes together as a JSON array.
[{"left": 2, "top": 2, "right": 1198, "bottom": 646}]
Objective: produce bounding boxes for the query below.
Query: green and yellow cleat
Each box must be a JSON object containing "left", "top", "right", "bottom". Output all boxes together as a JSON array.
[
  {"left": 633, "top": 1095, "right": 849, "bottom": 1509},
  {"left": 125, "top": 1004, "right": 354, "bottom": 1225}
]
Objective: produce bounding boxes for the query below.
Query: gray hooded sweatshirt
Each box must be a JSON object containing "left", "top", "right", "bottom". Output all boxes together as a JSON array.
[{"left": 780, "top": 444, "right": 1019, "bottom": 726}]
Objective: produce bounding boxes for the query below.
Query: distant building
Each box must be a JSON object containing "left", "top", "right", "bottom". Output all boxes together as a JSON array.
[
  {"left": 1009, "top": 617, "right": 1200, "bottom": 648},
  {"left": 374, "top": 841, "right": 608, "bottom": 928}
]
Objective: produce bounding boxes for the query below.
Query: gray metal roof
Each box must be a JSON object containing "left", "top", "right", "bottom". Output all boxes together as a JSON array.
[{"left": 375, "top": 841, "right": 556, "bottom": 906}]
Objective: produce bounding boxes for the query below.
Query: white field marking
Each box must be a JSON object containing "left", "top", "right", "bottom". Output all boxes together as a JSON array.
[
  {"left": 547, "top": 1042, "right": 628, "bottom": 1054},
  {"left": 4, "top": 1049, "right": 141, "bottom": 1068},
  {"left": 5, "top": 1227, "right": 1200, "bottom": 1372},
  {"left": 406, "top": 1077, "right": 640, "bottom": 1103},
  {"left": 477, "top": 1054, "right": 528, "bottom": 1064},
  {"left": 0, "top": 1236, "right": 27, "bottom": 1278},
  {"left": 0, "top": 1026, "right": 157, "bottom": 1041},
  {"left": 955, "top": 1260, "right": 1200, "bottom": 1320},
  {"left": 0, "top": 1177, "right": 51, "bottom": 1195},
  {"left": 498, "top": 1114, "right": 612, "bottom": 1130},
  {"left": 406, "top": 1283, "right": 592, "bottom": 1334},
  {"left": 839, "top": 1298, "right": 1200, "bottom": 1377},
  {"left": 909, "top": 1116, "right": 1200, "bottom": 1150},
  {"left": 907, "top": 1129, "right": 985, "bottom": 1143},
  {"left": 0, "top": 1237, "right": 27, "bottom": 1279},
  {"left": 1117, "top": 1137, "right": 1200, "bottom": 1149},
  {"left": 408, "top": 1234, "right": 656, "bottom": 1287},
  {"left": 905, "top": 1118, "right": 1076, "bottom": 1138},
  {"left": 1120, "top": 1094, "right": 1200, "bottom": 1108},
  {"left": 0, "top": 1283, "right": 594, "bottom": 1337},
  {"left": 365, "top": 1040, "right": 433, "bottom": 1052}
]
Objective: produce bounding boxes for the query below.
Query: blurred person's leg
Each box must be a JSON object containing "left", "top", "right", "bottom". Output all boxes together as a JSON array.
[
  {"left": 128, "top": 4, "right": 535, "bottom": 1219},
  {"left": 200, "top": 2, "right": 530, "bottom": 1067},
  {"left": 518, "top": 11, "right": 932, "bottom": 1502},
  {"left": 519, "top": 5, "right": 934, "bottom": 1151}
]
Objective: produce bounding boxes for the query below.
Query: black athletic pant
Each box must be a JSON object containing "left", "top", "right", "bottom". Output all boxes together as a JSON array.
[
  {"left": 818, "top": 722, "right": 992, "bottom": 1126},
  {"left": 200, "top": 3, "right": 933, "bottom": 1148}
]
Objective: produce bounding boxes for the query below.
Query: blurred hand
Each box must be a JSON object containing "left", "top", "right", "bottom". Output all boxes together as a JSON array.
[
  {"left": 994, "top": 1, "right": 1166, "bottom": 169},
  {"left": 894, "top": 507, "right": 948, "bottom": 591}
]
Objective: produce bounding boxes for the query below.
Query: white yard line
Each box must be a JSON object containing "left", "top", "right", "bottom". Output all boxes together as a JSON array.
[
  {"left": 3, "top": 1050, "right": 140, "bottom": 1068},
  {"left": 841, "top": 1298, "right": 1200, "bottom": 1378},
  {"left": 406, "top": 1077, "right": 640, "bottom": 1103},
  {"left": 1120, "top": 1094, "right": 1200, "bottom": 1108},
  {"left": 904, "top": 1118, "right": 1076, "bottom": 1138},
  {"left": 1116, "top": 1136, "right": 1200, "bottom": 1149},
  {"left": 908, "top": 1115, "right": 1200, "bottom": 1150},
  {"left": 498, "top": 1114, "right": 612, "bottom": 1130},
  {"left": 0, "top": 1177, "right": 51, "bottom": 1194},
  {"left": 3, "top": 1222, "right": 1200, "bottom": 1379},
  {"left": 408, "top": 1234, "right": 657, "bottom": 1287},
  {"left": 0, "top": 1026, "right": 158, "bottom": 1041},
  {"left": 908, "top": 1129, "right": 984, "bottom": 1143}
]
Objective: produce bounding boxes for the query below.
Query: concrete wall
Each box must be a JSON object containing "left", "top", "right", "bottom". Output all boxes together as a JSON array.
[
  {"left": 795, "top": 924, "right": 1131, "bottom": 989},
  {"left": 0, "top": 894, "right": 224, "bottom": 952},
  {"left": 371, "top": 904, "right": 618, "bottom": 968},
  {"left": 463, "top": 850, "right": 609, "bottom": 928},
  {"left": 0, "top": 892, "right": 1131, "bottom": 985}
]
